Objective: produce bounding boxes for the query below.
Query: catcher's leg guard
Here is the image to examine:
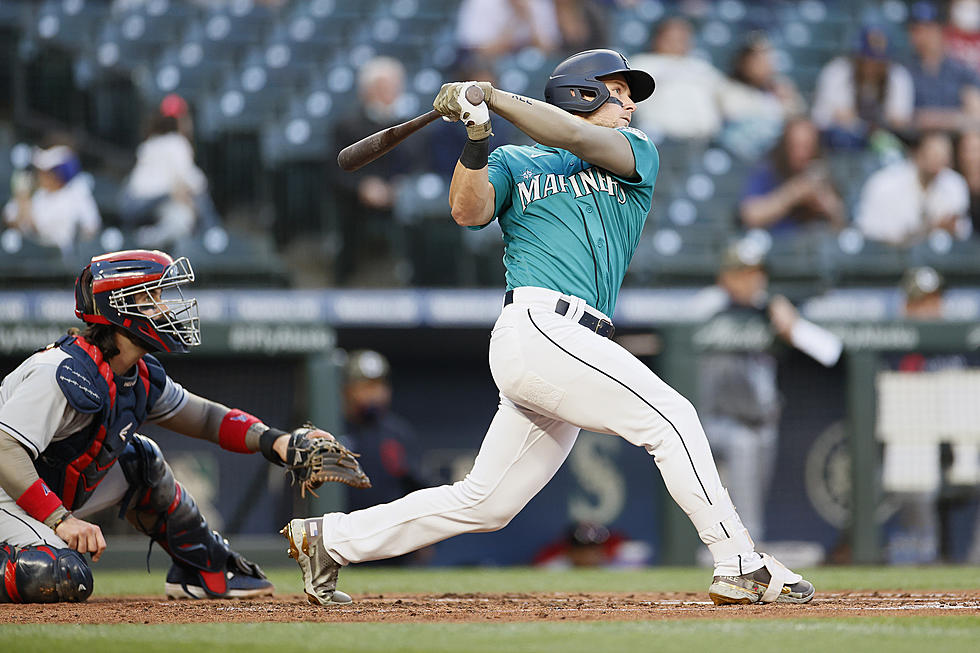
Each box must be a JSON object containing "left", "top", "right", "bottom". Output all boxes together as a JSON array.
[
  {"left": 0, "top": 542, "right": 93, "bottom": 603},
  {"left": 118, "top": 435, "right": 272, "bottom": 599}
]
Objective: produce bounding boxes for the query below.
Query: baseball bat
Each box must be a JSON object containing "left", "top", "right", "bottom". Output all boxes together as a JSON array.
[{"left": 337, "top": 85, "right": 486, "bottom": 172}]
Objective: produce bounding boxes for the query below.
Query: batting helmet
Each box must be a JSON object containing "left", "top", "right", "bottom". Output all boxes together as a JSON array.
[
  {"left": 544, "top": 49, "right": 655, "bottom": 114},
  {"left": 74, "top": 249, "right": 201, "bottom": 353}
]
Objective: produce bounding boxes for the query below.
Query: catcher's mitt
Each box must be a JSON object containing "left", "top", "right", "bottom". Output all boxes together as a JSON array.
[{"left": 284, "top": 422, "right": 371, "bottom": 497}]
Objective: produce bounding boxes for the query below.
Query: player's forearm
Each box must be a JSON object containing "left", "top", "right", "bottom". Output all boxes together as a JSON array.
[
  {"left": 0, "top": 431, "right": 40, "bottom": 502},
  {"left": 449, "top": 162, "right": 494, "bottom": 226},
  {"left": 0, "top": 431, "right": 70, "bottom": 528},
  {"left": 488, "top": 91, "right": 635, "bottom": 176},
  {"left": 157, "top": 393, "right": 287, "bottom": 461}
]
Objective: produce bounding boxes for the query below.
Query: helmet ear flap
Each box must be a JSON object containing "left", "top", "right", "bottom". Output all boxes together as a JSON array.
[{"left": 74, "top": 266, "right": 97, "bottom": 320}]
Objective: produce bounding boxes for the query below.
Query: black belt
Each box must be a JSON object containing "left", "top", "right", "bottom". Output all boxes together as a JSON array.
[{"left": 504, "top": 289, "right": 616, "bottom": 339}]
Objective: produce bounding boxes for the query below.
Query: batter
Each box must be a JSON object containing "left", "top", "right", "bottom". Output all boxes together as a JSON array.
[{"left": 284, "top": 49, "right": 813, "bottom": 606}]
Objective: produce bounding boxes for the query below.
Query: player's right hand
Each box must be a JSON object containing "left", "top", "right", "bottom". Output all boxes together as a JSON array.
[{"left": 55, "top": 516, "right": 107, "bottom": 562}]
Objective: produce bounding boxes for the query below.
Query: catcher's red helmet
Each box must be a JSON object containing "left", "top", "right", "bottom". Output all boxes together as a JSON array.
[{"left": 74, "top": 249, "right": 200, "bottom": 353}]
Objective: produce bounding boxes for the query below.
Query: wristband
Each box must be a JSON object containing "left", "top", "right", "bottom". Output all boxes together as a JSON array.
[
  {"left": 459, "top": 137, "right": 489, "bottom": 170},
  {"left": 259, "top": 427, "right": 288, "bottom": 466},
  {"left": 51, "top": 509, "right": 74, "bottom": 531},
  {"left": 16, "top": 479, "right": 64, "bottom": 522},
  {"left": 218, "top": 409, "right": 262, "bottom": 453}
]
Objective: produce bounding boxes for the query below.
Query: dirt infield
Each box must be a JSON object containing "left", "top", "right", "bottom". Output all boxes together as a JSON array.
[{"left": 2, "top": 591, "right": 978, "bottom": 624}]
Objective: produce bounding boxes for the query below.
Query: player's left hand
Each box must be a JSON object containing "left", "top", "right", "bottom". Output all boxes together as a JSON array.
[
  {"left": 281, "top": 422, "right": 372, "bottom": 496},
  {"left": 434, "top": 82, "right": 494, "bottom": 139}
]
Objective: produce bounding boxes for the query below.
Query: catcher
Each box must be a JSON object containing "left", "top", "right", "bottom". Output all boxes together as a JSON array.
[{"left": 0, "top": 249, "right": 369, "bottom": 604}]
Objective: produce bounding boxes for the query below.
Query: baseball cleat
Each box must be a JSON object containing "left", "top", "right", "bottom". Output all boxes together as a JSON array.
[
  {"left": 281, "top": 518, "right": 350, "bottom": 606},
  {"left": 164, "top": 562, "right": 274, "bottom": 599},
  {"left": 708, "top": 553, "right": 814, "bottom": 605}
]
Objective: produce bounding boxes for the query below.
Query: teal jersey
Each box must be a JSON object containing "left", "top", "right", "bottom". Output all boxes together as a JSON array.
[{"left": 481, "top": 127, "right": 659, "bottom": 316}]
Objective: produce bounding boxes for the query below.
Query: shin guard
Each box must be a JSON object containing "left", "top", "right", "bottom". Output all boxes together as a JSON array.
[{"left": 118, "top": 435, "right": 263, "bottom": 597}]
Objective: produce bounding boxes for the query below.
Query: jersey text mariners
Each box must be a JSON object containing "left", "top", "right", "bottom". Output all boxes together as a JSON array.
[{"left": 483, "top": 127, "right": 659, "bottom": 316}]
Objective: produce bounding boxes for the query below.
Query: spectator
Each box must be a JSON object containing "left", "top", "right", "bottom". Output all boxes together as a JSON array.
[
  {"left": 944, "top": 0, "right": 980, "bottom": 77},
  {"left": 629, "top": 16, "right": 726, "bottom": 141},
  {"left": 696, "top": 238, "right": 843, "bottom": 540},
  {"left": 855, "top": 130, "right": 971, "bottom": 246},
  {"left": 811, "top": 26, "right": 914, "bottom": 149},
  {"left": 456, "top": 0, "right": 561, "bottom": 60},
  {"left": 718, "top": 33, "right": 806, "bottom": 160},
  {"left": 2, "top": 144, "right": 100, "bottom": 254},
  {"left": 738, "top": 118, "right": 846, "bottom": 237},
  {"left": 554, "top": 0, "right": 609, "bottom": 52},
  {"left": 954, "top": 128, "right": 980, "bottom": 234},
  {"left": 118, "top": 94, "right": 221, "bottom": 249},
  {"left": 338, "top": 350, "right": 431, "bottom": 565},
  {"left": 906, "top": 1, "right": 980, "bottom": 131},
  {"left": 331, "top": 57, "right": 418, "bottom": 285}
]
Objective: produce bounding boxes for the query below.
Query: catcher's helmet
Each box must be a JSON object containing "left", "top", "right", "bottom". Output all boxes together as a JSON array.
[
  {"left": 74, "top": 249, "right": 201, "bottom": 353},
  {"left": 544, "top": 48, "right": 655, "bottom": 114}
]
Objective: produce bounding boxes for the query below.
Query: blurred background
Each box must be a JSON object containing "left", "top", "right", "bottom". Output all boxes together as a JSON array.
[{"left": 1, "top": 0, "right": 979, "bottom": 571}]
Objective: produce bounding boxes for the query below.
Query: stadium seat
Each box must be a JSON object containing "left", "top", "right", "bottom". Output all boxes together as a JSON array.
[
  {"left": 171, "top": 230, "right": 290, "bottom": 287},
  {"left": 824, "top": 228, "right": 908, "bottom": 287}
]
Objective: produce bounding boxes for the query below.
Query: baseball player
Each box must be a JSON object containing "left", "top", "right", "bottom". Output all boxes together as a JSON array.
[
  {"left": 0, "top": 249, "right": 366, "bottom": 603},
  {"left": 283, "top": 49, "right": 814, "bottom": 606}
]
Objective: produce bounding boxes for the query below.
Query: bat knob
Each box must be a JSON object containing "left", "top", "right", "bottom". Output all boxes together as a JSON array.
[{"left": 465, "top": 84, "right": 485, "bottom": 106}]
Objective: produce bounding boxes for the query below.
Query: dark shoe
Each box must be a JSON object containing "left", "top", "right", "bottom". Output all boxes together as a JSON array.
[
  {"left": 281, "top": 518, "right": 351, "bottom": 605},
  {"left": 709, "top": 553, "right": 814, "bottom": 605},
  {"left": 164, "top": 556, "right": 274, "bottom": 599}
]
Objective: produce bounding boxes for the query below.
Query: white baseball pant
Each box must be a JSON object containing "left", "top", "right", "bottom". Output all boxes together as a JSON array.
[{"left": 320, "top": 287, "right": 755, "bottom": 568}]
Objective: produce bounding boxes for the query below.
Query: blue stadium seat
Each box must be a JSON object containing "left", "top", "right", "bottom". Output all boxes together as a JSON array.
[{"left": 824, "top": 228, "right": 908, "bottom": 287}]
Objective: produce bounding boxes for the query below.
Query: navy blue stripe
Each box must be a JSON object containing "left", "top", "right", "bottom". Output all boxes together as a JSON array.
[{"left": 0, "top": 421, "right": 40, "bottom": 459}]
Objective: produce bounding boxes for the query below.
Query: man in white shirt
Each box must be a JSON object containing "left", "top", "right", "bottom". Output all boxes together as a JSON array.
[
  {"left": 3, "top": 145, "right": 101, "bottom": 254},
  {"left": 629, "top": 17, "right": 725, "bottom": 141},
  {"left": 856, "top": 131, "right": 972, "bottom": 245}
]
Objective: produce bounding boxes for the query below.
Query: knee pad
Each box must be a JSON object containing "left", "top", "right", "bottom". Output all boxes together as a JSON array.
[{"left": 0, "top": 544, "right": 93, "bottom": 603}]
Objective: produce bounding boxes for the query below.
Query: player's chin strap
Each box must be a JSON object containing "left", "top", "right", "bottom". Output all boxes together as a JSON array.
[{"left": 759, "top": 553, "right": 803, "bottom": 603}]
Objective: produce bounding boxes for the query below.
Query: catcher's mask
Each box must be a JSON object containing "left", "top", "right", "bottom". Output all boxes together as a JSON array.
[
  {"left": 544, "top": 48, "right": 655, "bottom": 114},
  {"left": 74, "top": 249, "right": 201, "bottom": 353}
]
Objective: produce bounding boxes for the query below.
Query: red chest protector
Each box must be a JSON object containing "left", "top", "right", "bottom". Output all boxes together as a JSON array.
[{"left": 34, "top": 335, "right": 167, "bottom": 511}]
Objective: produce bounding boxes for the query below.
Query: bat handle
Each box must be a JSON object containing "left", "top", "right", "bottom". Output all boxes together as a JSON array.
[{"left": 465, "top": 84, "right": 485, "bottom": 106}]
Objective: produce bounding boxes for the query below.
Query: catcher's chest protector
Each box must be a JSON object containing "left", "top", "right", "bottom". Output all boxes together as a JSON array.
[{"left": 33, "top": 335, "right": 167, "bottom": 510}]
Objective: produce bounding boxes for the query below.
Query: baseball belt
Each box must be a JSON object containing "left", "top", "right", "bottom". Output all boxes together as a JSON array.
[{"left": 503, "top": 289, "right": 616, "bottom": 339}]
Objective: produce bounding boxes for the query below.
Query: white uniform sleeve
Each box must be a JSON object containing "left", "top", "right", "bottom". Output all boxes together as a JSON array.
[
  {"left": 0, "top": 362, "right": 73, "bottom": 459},
  {"left": 885, "top": 64, "right": 915, "bottom": 126},
  {"left": 811, "top": 58, "right": 851, "bottom": 129},
  {"left": 147, "top": 376, "right": 188, "bottom": 423},
  {"left": 789, "top": 318, "right": 844, "bottom": 367}
]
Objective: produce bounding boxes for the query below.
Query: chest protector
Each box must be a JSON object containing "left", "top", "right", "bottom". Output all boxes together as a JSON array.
[{"left": 34, "top": 335, "right": 167, "bottom": 511}]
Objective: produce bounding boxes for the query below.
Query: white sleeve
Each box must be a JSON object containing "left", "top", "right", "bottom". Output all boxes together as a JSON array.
[
  {"left": 0, "top": 362, "right": 72, "bottom": 459},
  {"left": 170, "top": 136, "right": 208, "bottom": 195},
  {"left": 789, "top": 318, "right": 843, "bottom": 367},
  {"left": 147, "top": 376, "right": 188, "bottom": 423},
  {"left": 811, "top": 59, "right": 850, "bottom": 129},
  {"left": 885, "top": 64, "right": 915, "bottom": 125},
  {"left": 855, "top": 169, "right": 902, "bottom": 244},
  {"left": 74, "top": 183, "right": 102, "bottom": 237}
]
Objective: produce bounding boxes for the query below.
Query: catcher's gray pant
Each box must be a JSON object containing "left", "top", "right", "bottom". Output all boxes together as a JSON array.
[
  {"left": 320, "top": 287, "right": 755, "bottom": 567},
  {"left": 0, "top": 464, "right": 129, "bottom": 548}
]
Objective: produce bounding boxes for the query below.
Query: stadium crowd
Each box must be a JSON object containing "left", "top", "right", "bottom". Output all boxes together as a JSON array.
[{"left": 1, "top": 0, "right": 979, "bottom": 291}]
